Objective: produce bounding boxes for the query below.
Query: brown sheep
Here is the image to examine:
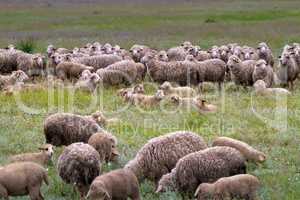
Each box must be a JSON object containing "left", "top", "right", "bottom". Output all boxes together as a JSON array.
[
  {"left": 257, "top": 42, "right": 274, "bottom": 67},
  {"left": 86, "top": 169, "right": 140, "bottom": 200},
  {"left": 0, "top": 70, "right": 29, "bottom": 90},
  {"left": 277, "top": 52, "right": 299, "bottom": 89},
  {"left": 0, "top": 162, "right": 49, "bottom": 200},
  {"left": 212, "top": 136, "right": 266, "bottom": 163},
  {"left": 56, "top": 61, "right": 94, "bottom": 81},
  {"left": 16, "top": 53, "right": 45, "bottom": 78},
  {"left": 252, "top": 59, "right": 274, "bottom": 88},
  {"left": 194, "top": 174, "right": 261, "bottom": 200}
]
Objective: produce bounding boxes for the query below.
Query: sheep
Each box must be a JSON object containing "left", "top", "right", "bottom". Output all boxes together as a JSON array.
[
  {"left": 0, "top": 51, "right": 20, "bottom": 73},
  {"left": 167, "top": 46, "right": 188, "bottom": 61},
  {"left": 241, "top": 46, "right": 259, "bottom": 61},
  {"left": 218, "top": 45, "right": 231, "bottom": 63},
  {"left": 232, "top": 45, "right": 243, "bottom": 59},
  {"left": 227, "top": 55, "right": 256, "bottom": 87},
  {"left": 86, "top": 169, "right": 140, "bottom": 200},
  {"left": 130, "top": 89, "right": 165, "bottom": 107},
  {"left": 0, "top": 70, "right": 29, "bottom": 90},
  {"left": 75, "top": 73, "right": 100, "bottom": 92},
  {"left": 208, "top": 45, "right": 220, "bottom": 59},
  {"left": 0, "top": 162, "right": 49, "bottom": 200},
  {"left": 277, "top": 52, "right": 299, "bottom": 89},
  {"left": 74, "top": 54, "right": 122, "bottom": 70},
  {"left": 55, "top": 61, "right": 94, "bottom": 81},
  {"left": 57, "top": 142, "right": 101, "bottom": 200},
  {"left": 46, "top": 53, "right": 62, "bottom": 75},
  {"left": 9, "top": 144, "right": 54, "bottom": 166},
  {"left": 254, "top": 80, "right": 291, "bottom": 96},
  {"left": 96, "top": 68, "right": 131, "bottom": 86},
  {"left": 156, "top": 146, "right": 246, "bottom": 194},
  {"left": 194, "top": 98, "right": 218, "bottom": 114},
  {"left": 16, "top": 53, "right": 45, "bottom": 78},
  {"left": 156, "top": 50, "right": 169, "bottom": 62},
  {"left": 43, "top": 111, "right": 107, "bottom": 146},
  {"left": 125, "top": 131, "right": 207, "bottom": 185},
  {"left": 142, "top": 53, "right": 198, "bottom": 86},
  {"left": 194, "top": 174, "right": 260, "bottom": 200},
  {"left": 88, "top": 131, "right": 119, "bottom": 163},
  {"left": 130, "top": 44, "right": 151, "bottom": 62},
  {"left": 252, "top": 59, "right": 274, "bottom": 88},
  {"left": 159, "top": 81, "right": 197, "bottom": 97},
  {"left": 47, "top": 44, "right": 71, "bottom": 56},
  {"left": 257, "top": 42, "right": 274, "bottom": 67},
  {"left": 169, "top": 95, "right": 198, "bottom": 107},
  {"left": 212, "top": 136, "right": 266, "bottom": 163}
]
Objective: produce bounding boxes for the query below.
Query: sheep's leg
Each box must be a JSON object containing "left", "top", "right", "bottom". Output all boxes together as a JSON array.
[
  {"left": 0, "top": 185, "right": 9, "bottom": 200},
  {"left": 38, "top": 190, "right": 44, "bottom": 200},
  {"left": 28, "top": 186, "right": 42, "bottom": 200}
]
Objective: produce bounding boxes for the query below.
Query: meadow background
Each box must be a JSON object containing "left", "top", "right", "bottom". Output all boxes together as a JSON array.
[{"left": 0, "top": 0, "right": 300, "bottom": 199}]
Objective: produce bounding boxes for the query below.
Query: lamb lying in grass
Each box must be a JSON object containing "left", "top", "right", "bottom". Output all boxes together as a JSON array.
[
  {"left": 159, "top": 81, "right": 197, "bottom": 97},
  {"left": 254, "top": 80, "right": 291, "bottom": 96}
]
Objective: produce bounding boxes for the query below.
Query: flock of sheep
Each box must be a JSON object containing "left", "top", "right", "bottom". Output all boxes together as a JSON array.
[{"left": 0, "top": 40, "right": 299, "bottom": 200}]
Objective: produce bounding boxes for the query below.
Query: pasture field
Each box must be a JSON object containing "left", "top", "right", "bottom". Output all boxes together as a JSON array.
[{"left": 0, "top": 0, "right": 300, "bottom": 199}]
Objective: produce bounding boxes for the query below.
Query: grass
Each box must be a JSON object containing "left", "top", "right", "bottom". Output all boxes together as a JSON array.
[{"left": 0, "top": 0, "right": 300, "bottom": 199}]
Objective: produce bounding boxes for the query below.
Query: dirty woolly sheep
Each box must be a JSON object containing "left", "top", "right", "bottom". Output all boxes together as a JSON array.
[
  {"left": 257, "top": 42, "right": 274, "bottom": 67},
  {"left": 57, "top": 142, "right": 101, "bottom": 200},
  {"left": 254, "top": 80, "right": 291, "bottom": 95},
  {"left": 156, "top": 146, "right": 246, "bottom": 194},
  {"left": 16, "top": 53, "right": 45, "bottom": 78},
  {"left": 252, "top": 59, "right": 274, "bottom": 88},
  {"left": 277, "top": 52, "right": 299, "bottom": 89},
  {"left": 0, "top": 162, "right": 49, "bottom": 200},
  {"left": 212, "top": 136, "right": 266, "bottom": 163},
  {"left": 125, "top": 131, "right": 207, "bottom": 185},
  {"left": 56, "top": 61, "right": 94, "bottom": 81},
  {"left": 86, "top": 169, "right": 140, "bottom": 200},
  {"left": 194, "top": 174, "right": 261, "bottom": 200}
]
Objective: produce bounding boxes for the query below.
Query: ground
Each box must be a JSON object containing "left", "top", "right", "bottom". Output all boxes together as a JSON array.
[{"left": 0, "top": 0, "right": 300, "bottom": 200}]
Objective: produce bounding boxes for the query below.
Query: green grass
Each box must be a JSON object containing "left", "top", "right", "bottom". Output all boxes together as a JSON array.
[{"left": 1, "top": 0, "right": 300, "bottom": 199}]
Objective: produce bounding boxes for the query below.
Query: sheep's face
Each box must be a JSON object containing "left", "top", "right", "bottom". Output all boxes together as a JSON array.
[
  {"left": 101, "top": 43, "right": 113, "bottom": 54},
  {"left": 159, "top": 81, "right": 172, "bottom": 91},
  {"left": 227, "top": 55, "right": 241, "bottom": 70},
  {"left": 209, "top": 46, "right": 220, "bottom": 59},
  {"left": 257, "top": 42, "right": 269, "bottom": 55},
  {"left": 140, "top": 54, "right": 154, "bottom": 65},
  {"left": 109, "top": 137, "right": 119, "bottom": 162},
  {"left": 258, "top": 152, "right": 267, "bottom": 162},
  {"left": 133, "top": 84, "right": 145, "bottom": 94},
  {"left": 90, "top": 73, "right": 101, "bottom": 84},
  {"left": 254, "top": 80, "right": 267, "bottom": 90},
  {"left": 242, "top": 47, "right": 257, "bottom": 60},
  {"left": 33, "top": 54, "right": 44, "bottom": 67},
  {"left": 156, "top": 173, "right": 175, "bottom": 193},
  {"left": 80, "top": 70, "right": 93, "bottom": 81},
  {"left": 279, "top": 53, "right": 291, "bottom": 66},
  {"left": 227, "top": 43, "right": 238, "bottom": 53},
  {"left": 233, "top": 46, "right": 242, "bottom": 58},
  {"left": 194, "top": 183, "right": 215, "bottom": 200},
  {"left": 219, "top": 45, "right": 230, "bottom": 58},
  {"left": 47, "top": 45, "right": 56, "bottom": 56},
  {"left": 255, "top": 59, "right": 267, "bottom": 72},
  {"left": 181, "top": 41, "right": 192, "bottom": 51},
  {"left": 92, "top": 111, "right": 106, "bottom": 126},
  {"left": 12, "top": 70, "right": 29, "bottom": 82},
  {"left": 294, "top": 46, "right": 300, "bottom": 58},
  {"left": 86, "top": 181, "right": 110, "bottom": 200},
  {"left": 39, "top": 144, "right": 54, "bottom": 157},
  {"left": 157, "top": 51, "right": 168, "bottom": 62}
]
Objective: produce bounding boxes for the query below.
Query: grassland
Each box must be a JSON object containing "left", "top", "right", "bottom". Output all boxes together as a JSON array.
[{"left": 0, "top": 0, "right": 300, "bottom": 199}]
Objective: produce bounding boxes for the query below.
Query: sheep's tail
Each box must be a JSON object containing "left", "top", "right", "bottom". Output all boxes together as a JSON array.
[{"left": 43, "top": 170, "right": 49, "bottom": 185}]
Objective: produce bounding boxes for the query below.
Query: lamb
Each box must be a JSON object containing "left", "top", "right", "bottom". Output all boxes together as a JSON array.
[
  {"left": 74, "top": 54, "right": 122, "bottom": 70},
  {"left": 9, "top": 144, "right": 54, "bottom": 166},
  {"left": 159, "top": 81, "right": 196, "bottom": 97},
  {"left": 125, "top": 131, "right": 207, "bottom": 184},
  {"left": 277, "top": 52, "right": 299, "bottom": 89},
  {"left": 156, "top": 146, "right": 246, "bottom": 194},
  {"left": 118, "top": 84, "right": 145, "bottom": 102},
  {"left": 43, "top": 111, "right": 106, "bottom": 146},
  {"left": 194, "top": 99, "right": 218, "bottom": 114},
  {"left": 130, "top": 89, "right": 165, "bottom": 107},
  {"left": 212, "top": 136, "right": 266, "bottom": 163},
  {"left": 0, "top": 162, "right": 49, "bottom": 200},
  {"left": 170, "top": 95, "right": 197, "bottom": 107},
  {"left": 75, "top": 73, "right": 100, "bottom": 92},
  {"left": 0, "top": 70, "right": 29, "bottom": 90},
  {"left": 227, "top": 55, "right": 256, "bottom": 87},
  {"left": 57, "top": 142, "right": 101, "bottom": 200},
  {"left": 88, "top": 131, "right": 119, "bottom": 163},
  {"left": 194, "top": 174, "right": 260, "bottom": 200},
  {"left": 257, "top": 42, "right": 274, "bottom": 67},
  {"left": 86, "top": 169, "right": 140, "bottom": 200},
  {"left": 252, "top": 59, "right": 274, "bottom": 88},
  {"left": 16, "top": 53, "right": 45, "bottom": 78},
  {"left": 241, "top": 46, "right": 259, "bottom": 61},
  {"left": 254, "top": 80, "right": 291, "bottom": 95},
  {"left": 55, "top": 61, "right": 94, "bottom": 81}
]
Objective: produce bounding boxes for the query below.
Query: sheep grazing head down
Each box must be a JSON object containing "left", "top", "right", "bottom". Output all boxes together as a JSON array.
[
  {"left": 86, "top": 180, "right": 110, "bottom": 200},
  {"left": 12, "top": 70, "right": 29, "bottom": 83},
  {"left": 38, "top": 144, "right": 54, "bottom": 157}
]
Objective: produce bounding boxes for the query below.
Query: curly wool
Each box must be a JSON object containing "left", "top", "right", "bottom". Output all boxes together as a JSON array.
[{"left": 75, "top": 54, "right": 122, "bottom": 70}]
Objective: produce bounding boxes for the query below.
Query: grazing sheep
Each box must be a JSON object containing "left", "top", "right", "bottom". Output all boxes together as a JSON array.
[
  {"left": 75, "top": 54, "right": 122, "bottom": 70},
  {"left": 57, "top": 143, "right": 101, "bottom": 200},
  {"left": 252, "top": 59, "right": 274, "bottom": 88},
  {"left": 241, "top": 46, "right": 259, "bottom": 61},
  {"left": 16, "top": 53, "right": 45, "bottom": 78},
  {"left": 9, "top": 144, "right": 54, "bottom": 166},
  {"left": 88, "top": 131, "right": 119, "bottom": 163},
  {"left": 227, "top": 55, "right": 256, "bottom": 87},
  {"left": 159, "top": 81, "right": 196, "bottom": 97},
  {"left": 156, "top": 146, "right": 246, "bottom": 193},
  {"left": 56, "top": 61, "right": 94, "bottom": 81},
  {"left": 257, "top": 42, "right": 274, "bottom": 67},
  {"left": 212, "top": 136, "right": 266, "bottom": 163},
  {"left": 86, "top": 169, "right": 140, "bottom": 200},
  {"left": 254, "top": 80, "right": 291, "bottom": 95},
  {"left": 125, "top": 131, "right": 207, "bottom": 184},
  {"left": 194, "top": 174, "right": 260, "bottom": 200},
  {"left": 0, "top": 162, "right": 49, "bottom": 200},
  {"left": 96, "top": 68, "right": 131, "bottom": 86},
  {"left": 0, "top": 70, "right": 29, "bottom": 90},
  {"left": 277, "top": 52, "right": 299, "bottom": 89},
  {"left": 44, "top": 111, "right": 106, "bottom": 146},
  {"left": 130, "top": 89, "right": 165, "bottom": 107},
  {"left": 75, "top": 73, "right": 100, "bottom": 92}
]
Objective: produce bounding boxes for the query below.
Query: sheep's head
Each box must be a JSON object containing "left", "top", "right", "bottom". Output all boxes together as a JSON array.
[
  {"left": 133, "top": 84, "right": 145, "bottom": 94},
  {"left": 159, "top": 81, "right": 172, "bottom": 91},
  {"left": 232, "top": 46, "right": 242, "bottom": 58},
  {"left": 257, "top": 152, "right": 267, "bottom": 163},
  {"left": 254, "top": 59, "right": 267, "bottom": 72},
  {"left": 257, "top": 42, "right": 269, "bottom": 55},
  {"left": 12, "top": 70, "right": 29, "bottom": 82},
  {"left": 253, "top": 80, "right": 267, "bottom": 90},
  {"left": 188, "top": 46, "right": 200, "bottom": 57},
  {"left": 50, "top": 54, "right": 61, "bottom": 65},
  {"left": 140, "top": 53, "right": 155, "bottom": 65},
  {"left": 101, "top": 43, "right": 113, "bottom": 54},
  {"left": 156, "top": 173, "right": 176, "bottom": 193},
  {"left": 181, "top": 41, "right": 193, "bottom": 51},
  {"left": 33, "top": 54, "right": 45, "bottom": 67},
  {"left": 39, "top": 144, "right": 54, "bottom": 157},
  {"left": 90, "top": 73, "right": 101, "bottom": 84},
  {"left": 279, "top": 53, "right": 292, "bottom": 66},
  {"left": 242, "top": 47, "right": 257, "bottom": 60},
  {"left": 80, "top": 70, "right": 93, "bottom": 81},
  {"left": 208, "top": 45, "right": 220, "bottom": 59},
  {"left": 92, "top": 111, "right": 107, "bottom": 127},
  {"left": 47, "top": 44, "right": 56, "bottom": 56},
  {"left": 219, "top": 45, "right": 230, "bottom": 59},
  {"left": 194, "top": 183, "right": 215, "bottom": 200},
  {"left": 227, "top": 43, "right": 238, "bottom": 53},
  {"left": 86, "top": 180, "right": 110, "bottom": 200},
  {"left": 227, "top": 55, "right": 241, "bottom": 70}
]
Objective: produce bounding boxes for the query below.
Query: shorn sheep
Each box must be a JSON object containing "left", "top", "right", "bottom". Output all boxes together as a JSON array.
[
  {"left": 194, "top": 174, "right": 261, "bottom": 200},
  {"left": 9, "top": 144, "right": 54, "bottom": 166},
  {"left": 0, "top": 162, "right": 49, "bottom": 200},
  {"left": 156, "top": 146, "right": 246, "bottom": 194},
  {"left": 212, "top": 136, "right": 266, "bottom": 163},
  {"left": 125, "top": 131, "right": 207, "bottom": 185},
  {"left": 44, "top": 111, "right": 106, "bottom": 146},
  {"left": 57, "top": 142, "right": 101, "bottom": 200},
  {"left": 254, "top": 80, "right": 291, "bottom": 95},
  {"left": 86, "top": 169, "right": 140, "bottom": 200}
]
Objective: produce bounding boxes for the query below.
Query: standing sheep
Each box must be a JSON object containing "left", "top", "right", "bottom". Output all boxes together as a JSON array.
[
  {"left": 241, "top": 46, "right": 259, "bottom": 61},
  {"left": 74, "top": 54, "right": 122, "bottom": 70},
  {"left": 16, "top": 53, "right": 45, "bottom": 78},
  {"left": 254, "top": 80, "right": 291, "bottom": 95},
  {"left": 0, "top": 162, "right": 49, "bottom": 200},
  {"left": 57, "top": 143, "right": 101, "bottom": 200},
  {"left": 252, "top": 59, "right": 274, "bottom": 88},
  {"left": 56, "top": 61, "right": 94, "bottom": 81},
  {"left": 156, "top": 146, "right": 246, "bottom": 194},
  {"left": 86, "top": 169, "right": 140, "bottom": 200},
  {"left": 125, "top": 131, "right": 207, "bottom": 184},
  {"left": 257, "top": 42, "right": 274, "bottom": 67},
  {"left": 212, "top": 136, "right": 266, "bottom": 163},
  {"left": 277, "top": 52, "right": 299, "bottom": 89},
  {"left": 194, "top": 174, "right": 260, "bottom": 200},
  {"left": 43, "top": 111, "right": 106, "bottom": 146}
]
